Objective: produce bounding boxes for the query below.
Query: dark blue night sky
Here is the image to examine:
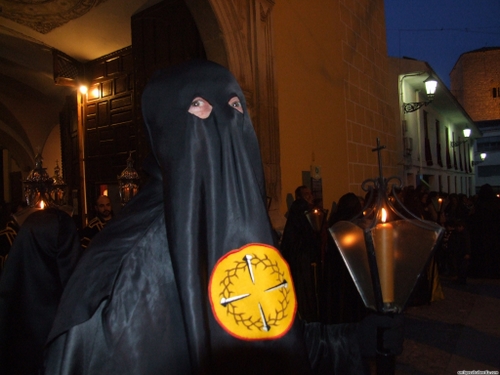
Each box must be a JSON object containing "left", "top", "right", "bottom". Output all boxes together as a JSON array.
[{"left": 384, "top": 0, "right": 500, "bottom": 88}]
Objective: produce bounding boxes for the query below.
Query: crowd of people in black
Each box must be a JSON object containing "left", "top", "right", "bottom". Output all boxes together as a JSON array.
[
  {"left": 402, "top": 183, "right": 500, "bottom": 282},
  {"left": 280, "top": 183, "right": 500, "bottom": 326}
]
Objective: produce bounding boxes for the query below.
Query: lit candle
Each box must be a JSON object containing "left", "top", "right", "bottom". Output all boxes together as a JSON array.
[
  {"left": 374, "top": 208, "right": 394, "bottom": 304},
  {"left": 438, "top": 198, "right": 443, "bottom": 211},
  {"left": 122, "top": 186, "right": 130, "bottom": 202}
]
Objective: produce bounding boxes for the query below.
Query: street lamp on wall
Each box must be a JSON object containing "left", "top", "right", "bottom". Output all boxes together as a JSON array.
[
  {"left": 402, "top": 74, "right": 438, "bottom": 113},
  {"left": 472, "top": 152, "right": 487, "bottom": 166},
  {"left": 450, "top": 127, "right": 471, "bottom": 147}
]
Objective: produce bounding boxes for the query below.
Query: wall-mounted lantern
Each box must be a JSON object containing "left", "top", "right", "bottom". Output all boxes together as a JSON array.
[
  {"left": 403, "top": 74, "right": 438, "bottom": 113},
  {"left": 450, "top": 127, "right": 471, "bottom": 147},
  {"left": 472, "top": 152, "right": 487, "bottom": 166}
]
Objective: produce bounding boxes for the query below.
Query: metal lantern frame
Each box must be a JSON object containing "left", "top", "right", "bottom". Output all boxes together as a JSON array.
[
  {"left": 117, "top": 152, "right": 140, "bottom": 206},
  {"left": 330, "top": 139, "right": 444, "bottom": 315},
  {"left": 23, "top": 153, "right": 53, "bottom": 209},
  {"left": 50, "top": 161, "right": 68, "bottom": 206},
  {"left": 329, "top": 139, "right": 444, "bottom": 375},
  {"left": 305, "top": 207, "right": 328, "bottom": 233}
]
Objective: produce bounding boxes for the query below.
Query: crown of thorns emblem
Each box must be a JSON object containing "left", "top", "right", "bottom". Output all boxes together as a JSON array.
[{"left": 209, "top": 244, "right": 296, "bottom": 340}]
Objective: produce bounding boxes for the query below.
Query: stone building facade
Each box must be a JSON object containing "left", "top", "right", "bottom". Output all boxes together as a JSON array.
[
  {"left": 450, "top": 47, "right": 500, "bottom": 122},
  {"left": 450, "top": 47, "right": 500, "bottom": 192}
]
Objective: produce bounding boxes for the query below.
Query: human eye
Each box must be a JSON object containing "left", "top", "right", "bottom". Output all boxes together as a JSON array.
[
  {"left": 228, "top": 96, "right": 243, "bottom": 114},
  {"left": 188, "top": 97, "right": 212, "bottom": 119}
]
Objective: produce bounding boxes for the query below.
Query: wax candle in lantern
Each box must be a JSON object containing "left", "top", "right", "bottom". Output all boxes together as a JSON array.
[
  {"left": 123, "top": 186, "right": 130, "bottom": 202},
  {"left": 438, "top": 197, "right": 443, "bottom": 211},
  {"left": 374, "top": 208, "right": 394, "bottom": 304}
]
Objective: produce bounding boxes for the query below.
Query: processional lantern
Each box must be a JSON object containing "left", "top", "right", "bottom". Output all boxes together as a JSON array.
[
  {"left": 18, "top": 155, "right": 73, "bottom": 225},
  {"left": 305, "top": 208, "right": 328, "bottom": 232},
  {"left": 23, "top": 153, "right": 53, "bottom": 209},
  {"left": 329, "top": 138, "right": 443, "bottom": 374},
  {"left": 50, "top": 161, "right": 68, "bottom": 206},
  {"left": 118, "top": 152, "right": 140, "bottom": 206}
]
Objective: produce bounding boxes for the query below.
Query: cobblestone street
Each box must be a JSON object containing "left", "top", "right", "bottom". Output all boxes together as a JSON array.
[{"left": 393, "top": 277, "right": 500, "bottom": 375}]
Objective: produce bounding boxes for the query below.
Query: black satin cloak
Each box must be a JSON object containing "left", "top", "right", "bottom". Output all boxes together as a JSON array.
[
  {"left": 0, "top": 208, "right": 81, "bottom": 374},
  {"left": 280, "top": 198, "right": 322, "bottom": 322},
  {"left": 44, "top": 60, "right": 365, "bottom": 375}
]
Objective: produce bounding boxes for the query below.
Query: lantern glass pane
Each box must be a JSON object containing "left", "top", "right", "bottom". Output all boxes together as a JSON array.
[
  {"left": 330, "top": 221, "right": 376, "bottom": 310},
  {"left": 425, "top": 79, "right": 437, "bottom": 95}
]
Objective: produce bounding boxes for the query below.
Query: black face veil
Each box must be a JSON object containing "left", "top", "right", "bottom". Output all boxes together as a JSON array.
[
  {"left": 143, "top": 60, "right": 273, "bottom": 258},
  {"left": 142, "top": 60, "right": 311, "bottom": 373}
]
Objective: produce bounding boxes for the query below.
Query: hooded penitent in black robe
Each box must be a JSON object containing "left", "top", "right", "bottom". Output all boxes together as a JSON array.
[
  {"left": 0, "top": 208, "right": 81, "bottom": 375},
  {"left": 280, "top": 197, "right": 322, "bottom": 322},
  {"left": 44, "top": 60, "right": 366, "bottom": 375}
]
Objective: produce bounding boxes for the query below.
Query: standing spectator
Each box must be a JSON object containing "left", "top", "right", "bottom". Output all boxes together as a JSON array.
[
  {"left": 0, "top": 201, "right": 29, "bottom": 277},
  {"left": 280, "top": 185, "right": 322, "bottom": 322},
  {"left": 443, "top": 193, "right": 469, "bottom": 224},
  {"left": 324, "top": 192, "right": 368, "bottom": 324},
  {"left": 468, "top": 184, "right": 500, "bottom": 278},
  {"left": 447, "top": 219, "right": 471, "bottom": 285},
  {"left": 80, "top": 195, "right": 114, "bottom": 249},
  {"left": 436, "top": 219, "right": 456, "bottom": 276}
]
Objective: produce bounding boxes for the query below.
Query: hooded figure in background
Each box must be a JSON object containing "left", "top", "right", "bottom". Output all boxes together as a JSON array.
[
  {"left": 44, "top": 60, "right": 398, "bottom": 375},
  {"left": 0, "top": 208, "right": 81, "bottom": 375}
]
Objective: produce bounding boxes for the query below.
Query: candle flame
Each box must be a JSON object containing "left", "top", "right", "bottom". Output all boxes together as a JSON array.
[
  {"left": 40, "top": 200, "right": 45, "bottom": 209},
  {"left": 381, "top": 208, "right": 388, "bottom": 223}
]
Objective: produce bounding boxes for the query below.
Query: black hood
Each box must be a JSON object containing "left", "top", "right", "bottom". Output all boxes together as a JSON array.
[{"left": 142, "top": 60, "right": 296, "bottom": 371}]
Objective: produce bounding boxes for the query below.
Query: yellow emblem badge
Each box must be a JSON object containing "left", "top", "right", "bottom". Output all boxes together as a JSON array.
[{"left": 208, "top": 243, "right": 296, "bottom": 340}]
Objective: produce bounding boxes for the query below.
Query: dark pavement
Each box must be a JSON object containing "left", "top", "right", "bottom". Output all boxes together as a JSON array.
[{"left": 392, "top": 276, "right": 500, "bottom": 375}]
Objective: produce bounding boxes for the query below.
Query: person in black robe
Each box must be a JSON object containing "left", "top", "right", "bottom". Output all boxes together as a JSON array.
[
  {"left": 0, "top": 207, "right": 81, "bottom": 375},
  {"left": 280, "top": 185, "right": 322, "bottom": 322},
  {"left": 44, "top": 60, "right": 402, "bottom": 375},
  {"left": 468, "top": 184, "right": 500, "bottom": 278},
  {"left": 323, "top": 192, "right": 369, "bottom": 324}
]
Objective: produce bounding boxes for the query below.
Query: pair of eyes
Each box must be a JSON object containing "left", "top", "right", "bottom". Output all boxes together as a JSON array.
[{"left": 188, "top": 96, "right": 243, "bottom": 119}]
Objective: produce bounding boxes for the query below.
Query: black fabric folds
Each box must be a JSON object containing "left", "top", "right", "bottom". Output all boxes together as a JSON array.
[
  {"left": 305, "top": 322, "right": 367, "bottom": 375},
  {"left": 0, "top": 208, "right": 81, "bottom": 375},
  {"left": 46, "top": 158, "right": 193, "bottom": 374}
]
